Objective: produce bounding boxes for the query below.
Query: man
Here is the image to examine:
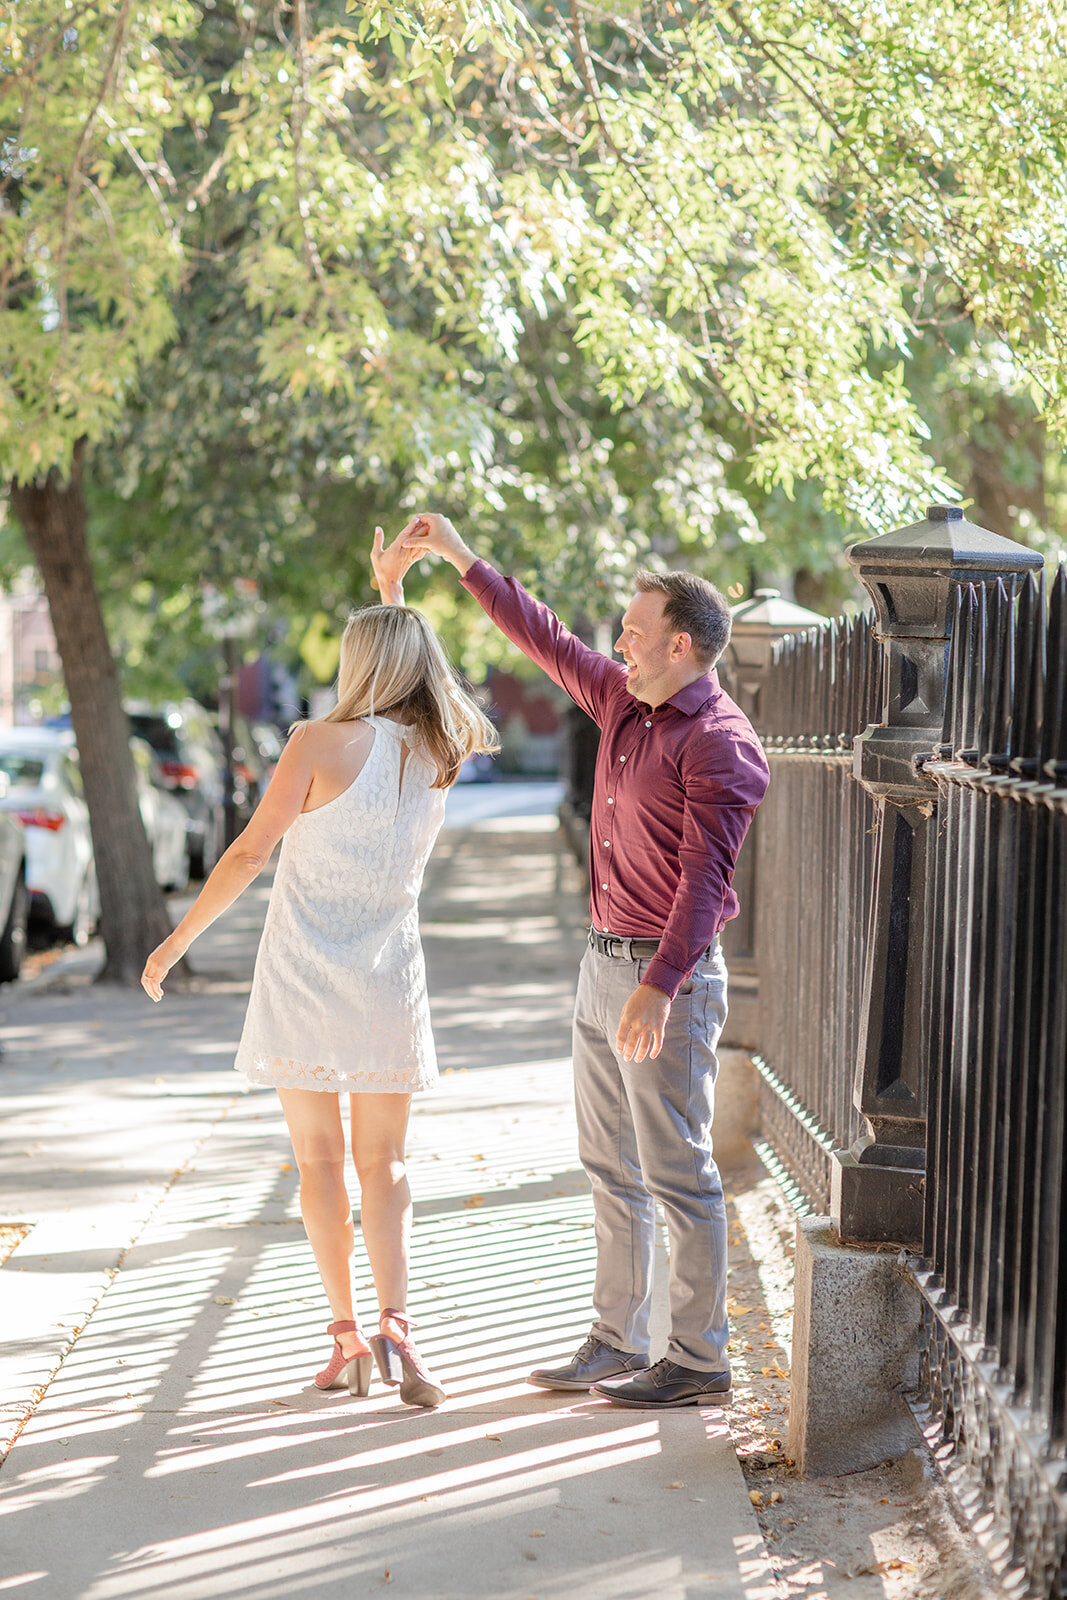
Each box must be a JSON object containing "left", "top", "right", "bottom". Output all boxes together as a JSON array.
[{"left": 405, "top": 513, "right": 769, "bottom": 1408}]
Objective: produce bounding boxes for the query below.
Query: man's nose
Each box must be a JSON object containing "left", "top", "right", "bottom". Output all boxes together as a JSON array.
[{"left": 614, "top": 634, "right": 626, "bottom": 655}]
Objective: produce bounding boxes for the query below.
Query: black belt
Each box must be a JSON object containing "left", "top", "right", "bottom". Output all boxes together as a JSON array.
[
  {"left": 589, "top": 928, "right": 662, "bottom": 960},
  {"left": 588, "top": 926, "right": 716, "bottom": 962}
]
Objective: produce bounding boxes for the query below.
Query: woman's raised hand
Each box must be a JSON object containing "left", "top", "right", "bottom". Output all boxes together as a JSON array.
[{"left": 371, "top": 523, "right": 426, "bottom": 604}]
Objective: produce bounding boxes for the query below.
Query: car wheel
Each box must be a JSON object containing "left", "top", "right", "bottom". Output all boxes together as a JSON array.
[
  {"left": 57, "top": 869, "right": 96, "bottom": 947},
  {"left": 0, "top": 868, "right": 29, "bottom": 982}
]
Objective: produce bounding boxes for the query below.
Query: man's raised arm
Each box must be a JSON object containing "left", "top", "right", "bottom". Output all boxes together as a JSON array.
[{"left": 403, "top": 514, "right": 623, "bottom": 727}]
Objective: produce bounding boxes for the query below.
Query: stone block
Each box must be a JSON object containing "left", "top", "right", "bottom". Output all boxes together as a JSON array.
[{"left": 788, "top": 1215, "right": 921, "bottom": 1476}]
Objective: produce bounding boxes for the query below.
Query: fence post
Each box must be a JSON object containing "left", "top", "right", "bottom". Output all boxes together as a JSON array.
[
  {"left": 832, "top": 504, "right": 1043, "bottom": 1246},
  {"left": 719, "top": 589, "right": 829, "bottom": 1051}
]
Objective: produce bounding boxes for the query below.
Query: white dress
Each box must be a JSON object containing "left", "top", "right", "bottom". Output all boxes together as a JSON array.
[{"left": 234, "top": 716, "right": 446, "bottom": 1094}]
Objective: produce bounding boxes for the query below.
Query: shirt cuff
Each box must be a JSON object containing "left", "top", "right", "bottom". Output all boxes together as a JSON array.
[
  {"left": 459, "top": 558, "right": 496, "bottom": 598},
  {"left": 642, "top": 955, "right": 687, "bottom": 1001}
]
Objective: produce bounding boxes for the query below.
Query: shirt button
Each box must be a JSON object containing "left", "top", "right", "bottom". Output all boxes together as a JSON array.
[
  {"left": 607, "top": 797, "right": 614, "bottom": 804},
  {"left": 620, "top": 755, "right": 626, "bottom": 762},
  {"left": 602, "top": 882, "right": 608, "bottom": 890},
  {"left": 645, "top": 720, "right": 652, "bottom": 727},
  {"left": 603, "top": 840, "right": 610, "bottom": 847}
]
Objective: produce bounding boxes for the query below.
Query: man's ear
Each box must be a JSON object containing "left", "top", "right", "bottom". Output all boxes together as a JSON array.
[{"left": 670, "top": 631, "right": 693, "bottom": 662}]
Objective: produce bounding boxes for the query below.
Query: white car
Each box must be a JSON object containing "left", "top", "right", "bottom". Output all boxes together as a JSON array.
[
  {"left": 0, "top": 789, "right": 28, "bottom": 981},
  {"left": 131, "top": 738, "right": 191, "bottom": 892},
  {"left": 0, "top": 728, "right": 97, "bottom": 944}
]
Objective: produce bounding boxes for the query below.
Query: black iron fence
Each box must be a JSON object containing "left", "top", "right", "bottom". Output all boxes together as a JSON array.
[
  {"left": 748, "top": 552, "right": 1067, "bottom": 1596},
  {"left": 747, "top": 615, "right": 881, "bottom": 1211},
  {"left": 914, "top": 571, "right": 1067, "bottom": 1596}
]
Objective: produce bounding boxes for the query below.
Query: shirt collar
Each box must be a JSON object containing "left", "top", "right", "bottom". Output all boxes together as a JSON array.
[{"left": 661, "top": 669, "right": 719, "bottom": 717}]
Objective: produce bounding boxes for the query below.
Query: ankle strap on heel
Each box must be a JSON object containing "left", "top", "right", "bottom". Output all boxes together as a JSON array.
[
  {"left": 327, "top": 1320, "right": 363, "bottom": 1336},
  {"left": 379, "top": 1307, "right": 415, "bottom": 1335}
]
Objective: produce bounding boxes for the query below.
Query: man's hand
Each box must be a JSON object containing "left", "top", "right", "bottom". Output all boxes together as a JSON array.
[
  {"left": 401, "top": 512, "right": 477, "bottom": 575},
  {"left": 371, "top": 523, "right": 424, "bottom": 604},
  {"left": 616, "top": 983, "right": 672, "bottom": 1062}
]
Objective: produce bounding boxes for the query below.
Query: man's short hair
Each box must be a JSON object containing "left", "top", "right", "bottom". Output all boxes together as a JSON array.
[{"left": 634, "top": 570, "right": 732, "bottom": 667}]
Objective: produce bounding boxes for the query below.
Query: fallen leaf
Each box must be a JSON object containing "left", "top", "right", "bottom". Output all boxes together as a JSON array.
[
  {"left": 851, "top": 1559, "right": 920, "bottom": 1577},
  {"left": 213, "top": 1296, "right": 235, "bottom": 1306},
  {"left": 749, "top": 1490, "right": 764, "bottom": 1507},
  {"left": 528, "top": 1530, "right": 545, "bottom": 1538},
  {"left": 667, "top": 1481, "right": 685, "bottom": 1489},
  {"left": 279, "top": 1161, "right": 292, "bottom": 1173},
  {"left": 768, "top": 1490, "right": 783, "bottom": 1504},
  {"left": 486, "top": 1433, "right": 502, "bottom": 1442},
  {"left": 464, "top": 1195, "right": 484, "bottom": 1209}
]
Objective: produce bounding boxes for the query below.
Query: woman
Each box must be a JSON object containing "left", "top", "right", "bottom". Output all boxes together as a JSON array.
[{"left": 141, "top": 523, "right": 497, "bottom": 1407}]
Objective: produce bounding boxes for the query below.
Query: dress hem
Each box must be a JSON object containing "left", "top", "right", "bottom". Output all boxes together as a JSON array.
[{"left": 235, "top": 1051, "right": 437, "bottom": 1095}]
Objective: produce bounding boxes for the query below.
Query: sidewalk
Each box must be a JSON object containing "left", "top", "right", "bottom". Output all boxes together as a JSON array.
[{"left": 0, "top": 786, "right": 770, "bottom": 1600}]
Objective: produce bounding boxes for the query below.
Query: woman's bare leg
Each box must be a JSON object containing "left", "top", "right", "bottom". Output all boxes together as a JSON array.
[
  {"left": 277, "top": 1087, "right": 367, "bottom": 1359},
  {"left": 350, "top": 1092, "right": 412, "bottom": 1329}
]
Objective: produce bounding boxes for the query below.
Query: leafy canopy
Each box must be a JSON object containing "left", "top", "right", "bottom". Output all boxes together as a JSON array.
[{"left": 3, "top": 0, "right": 1066, "bottom": 637}]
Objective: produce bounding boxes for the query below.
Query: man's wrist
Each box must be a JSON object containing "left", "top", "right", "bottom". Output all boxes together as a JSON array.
[{"left": 449, "top": 544, "right": 477, "bottom": 577}]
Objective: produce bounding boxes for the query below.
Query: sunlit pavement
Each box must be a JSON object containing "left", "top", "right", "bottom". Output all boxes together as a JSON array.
[{"left": 0, "top": 784, "right": 768, "bottom": 1599}]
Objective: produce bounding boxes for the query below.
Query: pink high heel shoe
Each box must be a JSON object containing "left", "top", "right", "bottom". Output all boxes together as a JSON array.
[
  {"left": 369, "top": 1309, "right": 446, "bottom": 1408},
  {"left": 315, "top": 1319, "right": 373, "bottom": 1396}
]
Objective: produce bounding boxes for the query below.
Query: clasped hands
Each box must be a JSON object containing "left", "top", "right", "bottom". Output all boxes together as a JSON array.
[{"left": 370, "top": 513, "right": 470, "bottom": 601}]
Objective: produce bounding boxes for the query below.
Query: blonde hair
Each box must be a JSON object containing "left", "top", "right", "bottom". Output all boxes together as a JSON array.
[{"left": 320, "top": 605, "right": 498, "bottom": 788}]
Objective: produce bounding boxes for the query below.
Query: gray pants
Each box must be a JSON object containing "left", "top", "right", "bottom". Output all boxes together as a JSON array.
[{"left": 573, "top": 942, "right": 730, "bottom": 1373}]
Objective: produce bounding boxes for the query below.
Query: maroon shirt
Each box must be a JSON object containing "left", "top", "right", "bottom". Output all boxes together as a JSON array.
[{"left": 461, "top": 560, "right": 770, "bottom": 999}]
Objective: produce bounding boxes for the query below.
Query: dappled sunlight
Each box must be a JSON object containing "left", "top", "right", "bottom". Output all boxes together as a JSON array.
[
  {"left": 2, "top": 1126, "right": 746, "bottom": 1598},
  {"left": 1, "top": 808, "right": 762, "bottom": 1596}
]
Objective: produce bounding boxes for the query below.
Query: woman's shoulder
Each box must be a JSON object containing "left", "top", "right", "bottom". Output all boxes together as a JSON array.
[{"left": 288, "top": 716, "right": 374, "bottom": 748}]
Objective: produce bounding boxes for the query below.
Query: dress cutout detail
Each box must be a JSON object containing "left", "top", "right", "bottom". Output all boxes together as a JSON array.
[{"left": 235, "top": 717, "right": 446, "bottom": 1094}]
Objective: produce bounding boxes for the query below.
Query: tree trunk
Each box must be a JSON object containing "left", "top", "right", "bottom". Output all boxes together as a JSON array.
[{"left": 10, "top": 442, "right": 180, "bottom": 983}]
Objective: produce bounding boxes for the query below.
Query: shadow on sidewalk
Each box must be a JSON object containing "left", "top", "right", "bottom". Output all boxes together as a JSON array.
[
  {"left": 0, "top": 801, "right": 766, "bottom": 1599},
  {"left": 2, "top": 1065, "right": 758, "bottom": 1600}
]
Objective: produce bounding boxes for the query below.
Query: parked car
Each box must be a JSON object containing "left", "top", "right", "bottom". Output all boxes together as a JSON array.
[
  {"left": 126, "top": 701, "right": 225, "bottom": 877},
  {"left": 0, "top": 728, "right": 97, "bottom": 944},
  {"left": 0, "top": 781, "right": 28, "bottom": 981},
  {"left": 130, "top": 738, "right": 191, "bottom": 892}
]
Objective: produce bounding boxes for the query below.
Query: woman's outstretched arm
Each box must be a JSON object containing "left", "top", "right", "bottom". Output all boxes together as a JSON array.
[{"left": 140, "top": 725, "right": 318, "bottom": 1000}]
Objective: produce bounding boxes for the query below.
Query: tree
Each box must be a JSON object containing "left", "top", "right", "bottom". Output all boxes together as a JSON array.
[
  {"left": 1, "top": 2, "right": 202, "bottom": 979},
  {"left": 4, "top": 0, "right": 1067, "bottom": 981}
]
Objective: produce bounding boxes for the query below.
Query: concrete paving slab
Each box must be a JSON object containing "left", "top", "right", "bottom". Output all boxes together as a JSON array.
[
  {"left": 4, "top": 1400, "right": 756, "bottom": 1600},
  {"left": 0, "top": 788, "right": 771, "bottom": 1599}
]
